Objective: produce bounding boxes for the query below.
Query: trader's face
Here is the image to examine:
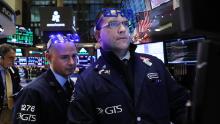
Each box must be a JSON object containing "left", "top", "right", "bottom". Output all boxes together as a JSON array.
[
  {"left": 46, "top": 42, "right": 77, "bottom": 77},
  {"left": 96, "top": 14, "right": 130, "bottom": 52},
  {"left": 1, "top": 49, "right": 16, "bottom": 68}
]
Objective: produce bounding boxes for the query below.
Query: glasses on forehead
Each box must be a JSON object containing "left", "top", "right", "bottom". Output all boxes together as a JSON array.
[
  {"left": 102, "top": 8, "right": 133, "bottom": 19},
  {"left": 101, "top": 21, "right": 130, "bottom": 29},
  {"left": 47, "top": 34, "right": 79, "bottom": 50},
  {"left": 96, "top": 8, "right": 134, "bottom": 31}
]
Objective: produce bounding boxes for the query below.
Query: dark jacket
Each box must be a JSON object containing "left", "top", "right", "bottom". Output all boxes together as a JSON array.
[
  {"left": 12, "top": 69, "right": 74, "bottom": 124},
  {"left": 0, "top": 66, "right": 21, "bottom": 111},
  {"left": 67, "top": 47, "right": 189, "bottom": 124}
]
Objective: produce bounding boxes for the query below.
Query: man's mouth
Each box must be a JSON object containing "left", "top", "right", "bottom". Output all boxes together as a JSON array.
[{"left": 117, "top": 37, "right": 128, "bottom": 40}]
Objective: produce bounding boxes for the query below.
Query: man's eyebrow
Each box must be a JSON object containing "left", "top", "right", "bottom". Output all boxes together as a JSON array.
[{"left": 106, "top": 18, "right": 128, "bottom": 22}]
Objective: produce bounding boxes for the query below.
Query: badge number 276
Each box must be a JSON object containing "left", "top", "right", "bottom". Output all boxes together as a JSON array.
[{"left": 21, "top": 104, "right": 35, "bottom": 112}]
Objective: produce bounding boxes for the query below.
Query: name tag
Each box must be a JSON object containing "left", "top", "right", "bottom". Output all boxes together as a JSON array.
[{"left": 147, "top": 73, "right": 159, "bottom": 79}]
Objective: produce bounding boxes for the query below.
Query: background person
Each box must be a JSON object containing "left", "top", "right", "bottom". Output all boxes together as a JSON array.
[{"left": 0, "top": 43, "right": 21, "bottom": 124}]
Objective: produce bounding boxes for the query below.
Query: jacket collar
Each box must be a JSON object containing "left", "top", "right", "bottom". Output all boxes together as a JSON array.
[
  {"left": 133, "top": 54, "right": 151, "bottom": 105},
  {"left": 93, "top": 57, "right": 132, "bottom": 100},
  {"left": 94, "top": 44, "right": 152, "bottom": 104},
  {"left": 44, "top": 69, "right": 66, "bottom": 94}
]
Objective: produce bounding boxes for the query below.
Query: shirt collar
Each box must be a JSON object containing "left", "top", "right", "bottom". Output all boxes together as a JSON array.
[
  {"left": 120, "top": 51, "right": 130, "bottom": 61},
  {"left": 50, "top": 67, "right": 67, "bottom": 87},
  {"left": 0, "top": 65, "right": 5, "bottom": 71}
]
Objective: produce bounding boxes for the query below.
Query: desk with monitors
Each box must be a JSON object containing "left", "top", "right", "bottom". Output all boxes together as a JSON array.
[{"left": 15, "top": 57, "right": 45, "bottom": 67}]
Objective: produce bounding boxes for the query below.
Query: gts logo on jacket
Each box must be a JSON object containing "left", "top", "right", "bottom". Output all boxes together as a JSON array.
[{"left": 96, "top": 105, "right": 123, "bottom": 115}]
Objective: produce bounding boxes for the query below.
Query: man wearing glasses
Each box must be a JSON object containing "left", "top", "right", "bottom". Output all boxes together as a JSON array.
[
  {"left": 0, "top": 44, "right": 21, "bottom": 124},
  {"left": 67, "top": 8, "right": 189, "bottom": 124},
  {"left": 12, "top": 34, "right": 77, "bottom": 124}
]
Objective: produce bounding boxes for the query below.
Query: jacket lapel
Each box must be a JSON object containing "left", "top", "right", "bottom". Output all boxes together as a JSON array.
[
  {"left": 133, "top": 54, "right": 151, "bottom": 106},
  {"left": 94, "top": 58, "right": 132, "bottom": 101},
  {"left": 45, "top": 69, "right": 65, "bottom": 94},
  {"left": 0, "top": 73, "right": 4, "bottom": 97},
  {"left": 45, "top": 70, "right": 68, "bottom": 111}
]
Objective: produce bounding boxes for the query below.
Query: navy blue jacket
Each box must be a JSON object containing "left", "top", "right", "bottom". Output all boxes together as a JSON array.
[
  {"left": 12, "top": 69, "right": 74, "bottom": 124},
  {"left": 0, "top": 66, "right": 21, "bottom": 111},
  {"left": 67, "top": 52, "right": 189, "bottom": 124}
]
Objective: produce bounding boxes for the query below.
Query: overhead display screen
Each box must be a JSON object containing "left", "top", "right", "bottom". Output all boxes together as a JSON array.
[
  {"left": 7, "top": 26, "right": 33, "bottom": 45},
  {"left": 40, "top": 7, "right": 73, "bottom": 31}
]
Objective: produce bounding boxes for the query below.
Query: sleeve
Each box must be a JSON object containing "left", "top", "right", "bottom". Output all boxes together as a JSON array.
[
  {"left": 12, "top": 88, "right": 42, "bottom": 124},
  {"left": 10, "top": 67, "right": 22, "bottom": 95},
  {"left": 67, "top": 75, "right": 96, "bottom": 124},
  {"left": 164, "top": 67, "right": 189, "bottom": 124}
]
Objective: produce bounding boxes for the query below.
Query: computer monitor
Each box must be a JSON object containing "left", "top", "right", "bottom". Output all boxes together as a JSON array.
[
  {"left": 7, "top": 25, "right": 33, "bottom": 46},
  {"left": 96, "top": 49, "right": 101, "bottom": 59},
  {"left": 150, "top": 0, "right": 170, "bottom": 9},
  {"left": 123, "top": 0, "right": 220, "bottom": 43},
  {"left": 27, "top": 57, "right": 45, "bottom": 66},
  {"left": 192, "top": 40, "right": 220, "bottom": 124},
  {"left": 15, "top": 48, "right": 23, "bottom": 56},
  {"left": 135, "top": 41, "right": 165, "bottom": 63},
  {"left": 15, "top": 57, "right": 27, "bottom": 66},
  {"left": 165, "top": 37, "right": 205, "bottom": 64}
]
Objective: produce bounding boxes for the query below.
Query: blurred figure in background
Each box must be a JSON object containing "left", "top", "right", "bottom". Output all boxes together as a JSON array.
[{"left": 0, "top": 43, "right": 21, "bottom": 124}]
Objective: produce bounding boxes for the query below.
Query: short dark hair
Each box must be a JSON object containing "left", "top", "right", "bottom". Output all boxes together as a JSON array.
[
  {"left": 0, "top": 43, "right": 16, "bottom": 58},
  {"left": 95, "top": 11, "right": 105, "bottom": 31}
]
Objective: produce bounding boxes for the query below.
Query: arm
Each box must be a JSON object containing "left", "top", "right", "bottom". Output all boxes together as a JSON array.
[
  {"left": 12, "top": 88, "right": 41, "bottom": 124},
  {"left": 164, "top": 67, "right": 189, "bottom": 124},
  {"left": 10, "top": 67, "right": 22, "bottom": 94},
  {"left": 67, "top": 75, "right": 96, "bottom": 124}
]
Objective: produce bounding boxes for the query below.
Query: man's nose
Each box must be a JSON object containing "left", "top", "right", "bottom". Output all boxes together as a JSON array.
[
  {"left": 69, "top": 57, "right": 75, "bottom": 65},
  {"left": 118, "top": 24, "right": 127, "bottom": 34}
]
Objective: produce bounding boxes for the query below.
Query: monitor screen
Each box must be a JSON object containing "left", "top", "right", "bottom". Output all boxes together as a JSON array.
[
  {"left": 15, "top": 57, "right": 27, "bottom": 66},
  {"left": 96, "top": 49, "right": 101, "bottom": 59},
  {"left": 15, "top": 48, "right": 23, "bottom": 56},
  {"left": 78, "top": 55, "right": 90, "bottom": 66},
  {"left": 150, "top": 0, "right": 170, "bottom": 9},
  {"left": 27, "top": 57, "right": 45, "bottom": 66},
  {"left": 166, "top": 37, "right": 205, "bottom": 64},
  {"left": 7, "top": 26, "right": 33, "bottom": 46},
  {"left": 77, "top": 55, "right": 97, "bottom": 68},
  {"left": 40, "top": 7, "right": 73, "bottom": 31},
  {"left": 132, "top": 1, "right": 176, "bottom": 44},
  {"left": 135, "top": 41, "right": 165, "bottom": 63}
]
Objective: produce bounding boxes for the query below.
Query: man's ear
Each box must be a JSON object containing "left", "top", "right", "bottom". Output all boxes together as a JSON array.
[
  {"left": 0, "top": 56, "right": 3, "bottom": 65},
  {"left": 45, "top": 52, "right": 51, "bottom": 63},
  {"left": 95, "top": 30, "right": 101, "bottom": 44},
  {"left": 0, "top": 55, "right": 3, "bottom": 61}
]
